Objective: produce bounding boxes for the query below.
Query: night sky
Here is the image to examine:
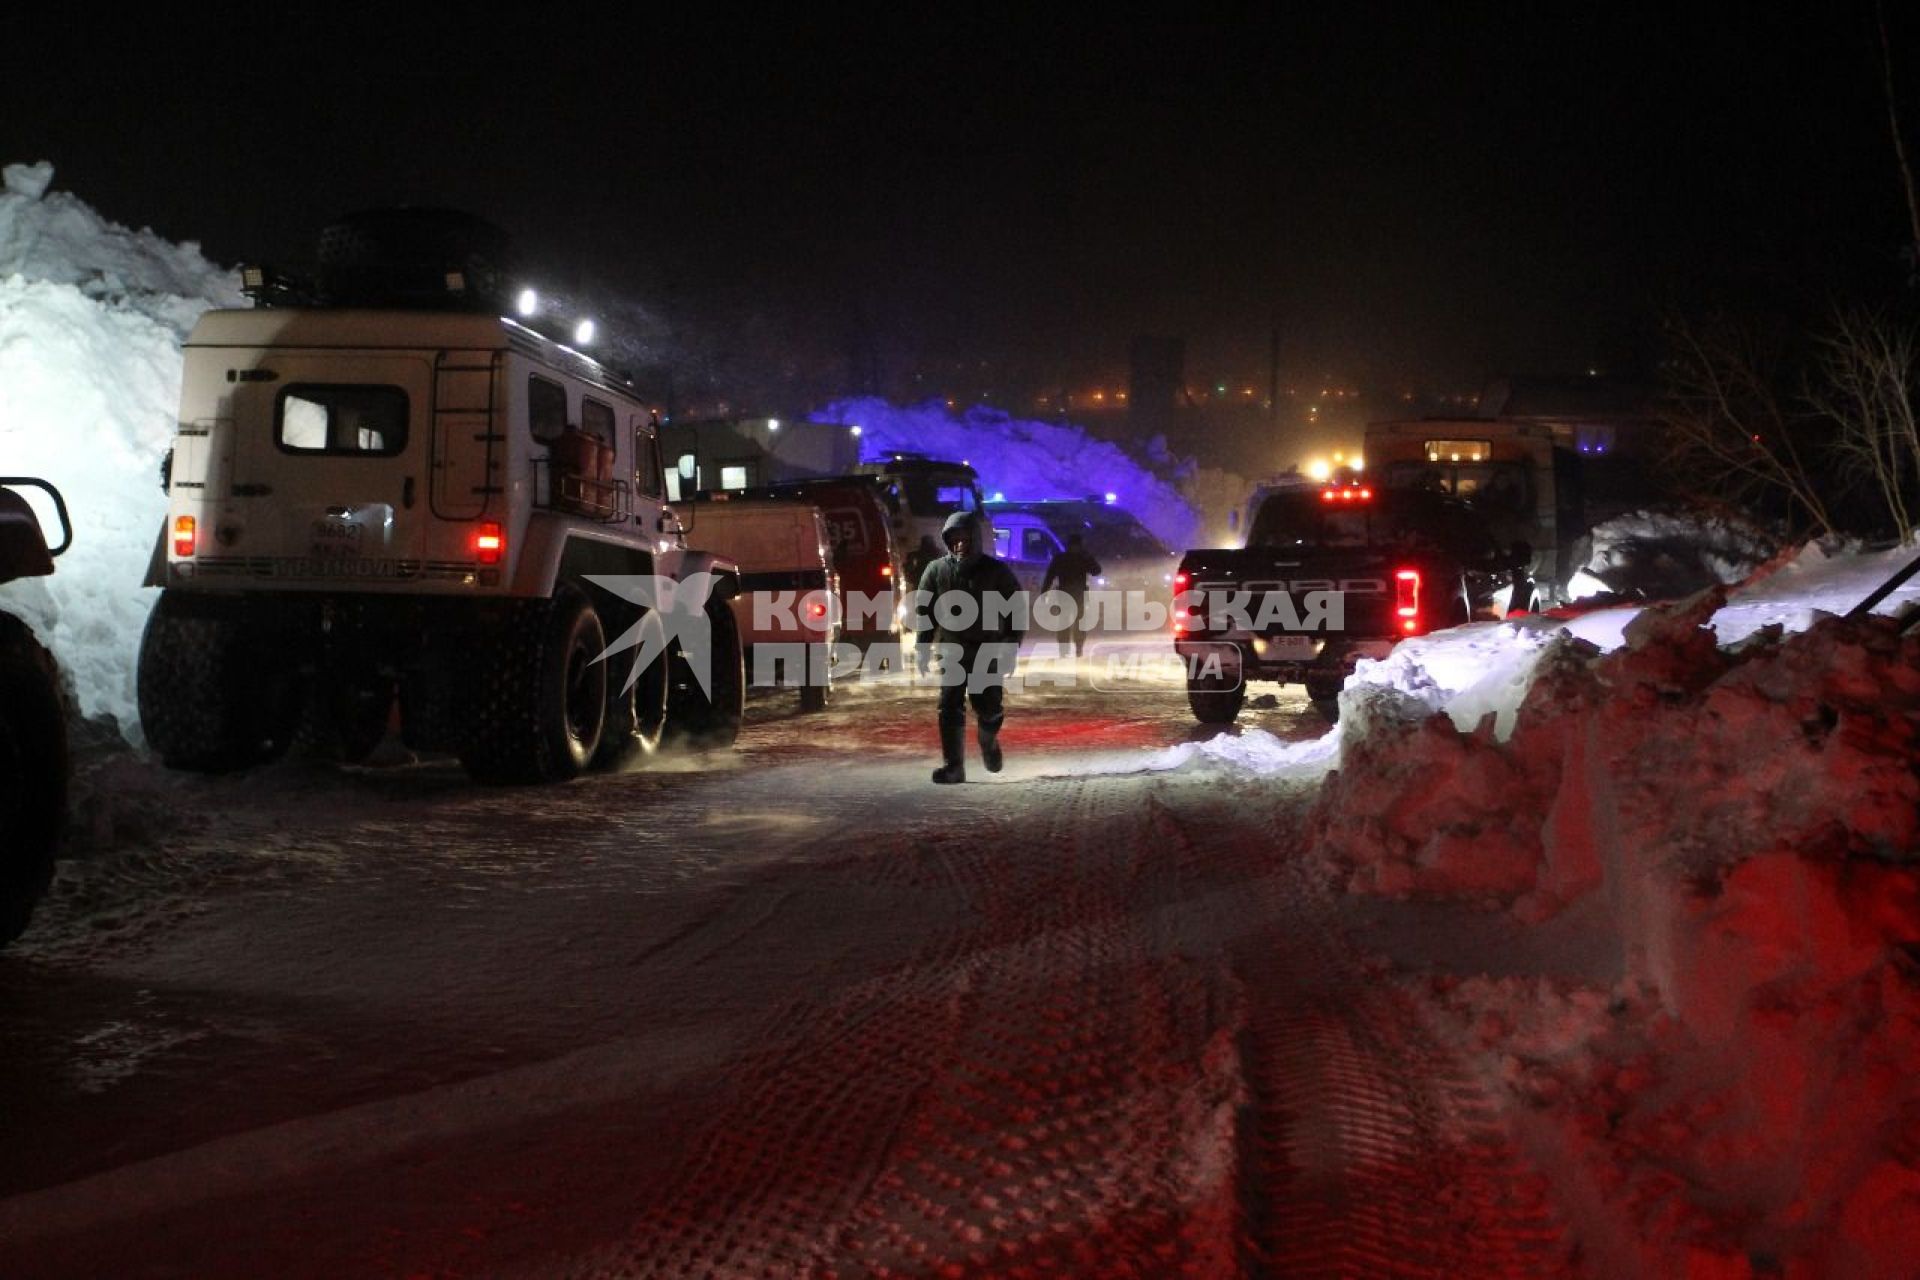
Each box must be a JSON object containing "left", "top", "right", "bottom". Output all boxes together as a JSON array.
[{"left": 9, "top": 7, "right": 1917, "bottom": 404}]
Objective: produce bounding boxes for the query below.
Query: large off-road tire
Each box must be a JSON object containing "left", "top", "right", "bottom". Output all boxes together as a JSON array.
[
  {"left": 593, "top": 607, "right": 669, "bottom": 769},
  {"left": 138, "top": 592, "right": 301, "bottom": 772},
  {"left": 462, "top": 587, "right": 608, "bottom": 785},
  {"left": 666, "top": 601, "right": 745, "bottom": 749},
  {"left": 0, "top": 614, "right": 65, "bottom": 947}
]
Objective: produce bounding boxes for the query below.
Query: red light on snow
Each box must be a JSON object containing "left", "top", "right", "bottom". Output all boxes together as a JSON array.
[
  {"left": 173, "top": 515, "right": 196, "bottom": 557},
  {"left": 473, "top": 521, "right": 504, "bottom": 565}
]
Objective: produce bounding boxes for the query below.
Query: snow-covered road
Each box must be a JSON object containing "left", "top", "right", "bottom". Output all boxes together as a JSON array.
[{"left": 3, "top": 661, "right": 1578, "bottom": 1277}]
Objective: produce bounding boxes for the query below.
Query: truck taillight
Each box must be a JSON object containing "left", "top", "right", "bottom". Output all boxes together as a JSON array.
[
  {"left": 1173, "top": 571, "right": 1190, "bottom": 591},
  {"left": 880, "top": 563, "right": 893, "bottom": 578},
  {"left": 807, "top": 600, "right": 828, "bottom": 620},
  {"left": 1395, "top": 568, "right": 1421, "bottom": 634},
  {"left": 173, "top": 515, "right": 196, "bottom": 557},
  {"left": 473, "top": 521, "right": 505, "bottom": 565}
]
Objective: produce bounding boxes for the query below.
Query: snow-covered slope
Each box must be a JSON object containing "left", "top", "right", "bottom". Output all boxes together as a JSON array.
[
  {"left": 0, "top": 161, "right": 242, "bottom": 736},
  {"left": 813, "top": 396, "right": 1201, "bottom": 550}
]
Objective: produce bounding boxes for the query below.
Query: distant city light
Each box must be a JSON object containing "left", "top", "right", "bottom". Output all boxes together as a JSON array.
[
  {"left": 768, "top": 419, "right": 781, "bottom": 432},
  {"left": 574, "top": 319, "right": 595, "bottom": 344},
  {"left": 850, "top": 425, "right": 862, "bottom": 436},
  {"left": 992, "top": 491, "right": 1005, "bottom": 502},
  {"left": 515, "top": 288, "right": 538, "bottom": 317},
  {"left": 1104, "top": 492, "right": 1118, "bottom": 505}
]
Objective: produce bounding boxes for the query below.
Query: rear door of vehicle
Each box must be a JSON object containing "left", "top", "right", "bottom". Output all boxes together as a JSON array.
[{"left": 224, "top": 352, "right": 435, "bottom": 580}]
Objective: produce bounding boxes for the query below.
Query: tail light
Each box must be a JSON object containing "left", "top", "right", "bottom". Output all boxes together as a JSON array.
[
  {"left": 880, "top": 564, "right": 893, "bottom": 578},
  {"left": 1173, "top": 571, "right": 1190, "bottom": 591},
  {"left": 1395, "top": 568, "right": 1421, "bottom": 635},
  {"left": 473, "top": 520, "right": 505, "bottom": 565},
  {"left": 172, "top": 514, "right": 196, "bottom": 557},
  {"left": 807, "top": 600, "right": 828, "bottom": 620}
]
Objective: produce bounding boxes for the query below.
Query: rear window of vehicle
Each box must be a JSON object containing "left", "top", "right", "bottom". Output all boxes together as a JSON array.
[
  {"left": 901, "top": 474, "right": 979, "bottom": 514},
  {"left": 276, "top": 385, "right": 408, "bottom": 456},
  {"left": 1250, "top": 491, "right": 1497, "bottom": 560}
]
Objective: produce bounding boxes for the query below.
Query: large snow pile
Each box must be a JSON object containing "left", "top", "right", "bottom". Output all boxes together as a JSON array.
[
  {"left": 1306, "top": 543, "right": 1920, "bottom": 1273},
  {"left": 1572, "top": 506, "right": 1779, "bottom": 601},
  {"left": 812, "top": 396, "right": 1201, "bottom": 550},
  {"left": 0, "top": 161, "right": 242, "bottom": 736}
]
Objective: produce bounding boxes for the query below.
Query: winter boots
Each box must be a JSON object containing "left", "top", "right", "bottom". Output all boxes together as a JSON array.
[
  {"left": 932, "top": 723, "right": 966, "bottom": 784},
  {"left": 979, "top": 725, "right": 1003, "bottom": 773}
]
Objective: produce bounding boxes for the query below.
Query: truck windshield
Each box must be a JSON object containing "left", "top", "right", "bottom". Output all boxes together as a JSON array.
[{"left": 900, "top": 473, "right": 978, "bottom": 515}]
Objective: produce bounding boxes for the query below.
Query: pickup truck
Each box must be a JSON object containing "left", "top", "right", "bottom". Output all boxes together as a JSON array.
[{"left": 1173, "top": 477, "right": 1512, "bottom": 723}]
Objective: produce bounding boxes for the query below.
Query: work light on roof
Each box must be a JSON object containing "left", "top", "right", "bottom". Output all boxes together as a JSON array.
[
  {"left": 515, "top": 288, "right": 538, "bottom": 317},
  {"left": 574, "top": 319, "right": 595, "bottom": 345}
]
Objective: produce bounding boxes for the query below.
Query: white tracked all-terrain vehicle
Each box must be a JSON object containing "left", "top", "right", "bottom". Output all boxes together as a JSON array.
[
  {"left": 0, "top": 477, "right": 71, "bottom": 946},
  {"left": 139, "top": 210, "right": 745, "bottom": 784}
]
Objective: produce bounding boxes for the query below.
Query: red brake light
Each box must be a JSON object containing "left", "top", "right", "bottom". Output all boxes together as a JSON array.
[
  {"left": 880, "top": 564, "right": 893, "bottom": 577},
  {"left": 1395, "top": 568, "right": 1421, "bottom": 629},
  {"left": 808, "top": 600, "right": 828, "bottom": 620},
  {"left": 473, "top": 521, "right": 505, "bottom": 565},
  {"left": 1173, "top": 571, "right": 1190, "bottom": 591},
  {"left": 173, "top": 514, "right": 196, "bottom": 557},
  {"left": 1321, "top": 490, "right": 1335, "bottom": 503}
]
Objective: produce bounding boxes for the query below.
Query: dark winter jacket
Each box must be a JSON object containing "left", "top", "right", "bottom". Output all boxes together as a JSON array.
[
  {"left": 913, "top": 512, "right": 1026, "bottom": 649},
  {"left": 1040, "top": 546, "right": 1103, "bottom": 596}
]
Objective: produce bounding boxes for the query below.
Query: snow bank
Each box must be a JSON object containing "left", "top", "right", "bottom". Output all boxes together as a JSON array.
[
  {"left": 1573, "top": 506, "right": 1779, "bottom": 601},
  {"left": 0, "top": 161, "right": 242, "bottom": 736},
  {"left": 812, "top": 396, "right": 1201, "bottom": 550},
  {"left": 1309, "top": 545, "right": 1920, "bottom": 1273},
  {"left": 1141, "top": 726, "right": 1337, "bottom": 777}
]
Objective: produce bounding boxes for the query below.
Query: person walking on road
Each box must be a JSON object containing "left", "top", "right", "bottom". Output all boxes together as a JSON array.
[
  {"left": 905, "top": 534, "right": 944, "bottom": 676},
  {"left": 1040, "top": 533, "right": 1103, "bottom": 656},
  {"left": 912, "top": 512, "right": 1026, "bottom": 783}
]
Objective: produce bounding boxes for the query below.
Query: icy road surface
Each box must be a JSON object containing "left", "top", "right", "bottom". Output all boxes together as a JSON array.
[{"left": 1, "top": 653, "right": 1576, "bottom": 1278}]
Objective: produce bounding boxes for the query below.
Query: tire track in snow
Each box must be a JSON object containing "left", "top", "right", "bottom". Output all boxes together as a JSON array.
[
  {"left": 572, "top": 775, "right": 1248, "bottom": 1277},
  {"left": 1159, "top": 793, "right": 1579, "bottom": 1279},
  {"left": 830, "top": 777, "right": 1245, "bottom": 1278}
]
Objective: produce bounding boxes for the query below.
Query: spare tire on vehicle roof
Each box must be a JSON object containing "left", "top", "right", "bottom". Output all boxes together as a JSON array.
[{"left": 316, "top": 208, "right": 516, "bottom": 312}]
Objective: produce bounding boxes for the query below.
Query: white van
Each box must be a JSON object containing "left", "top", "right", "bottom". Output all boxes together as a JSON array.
[{"left": 683, "top": 496, "right": 839, "bottom": 710}]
